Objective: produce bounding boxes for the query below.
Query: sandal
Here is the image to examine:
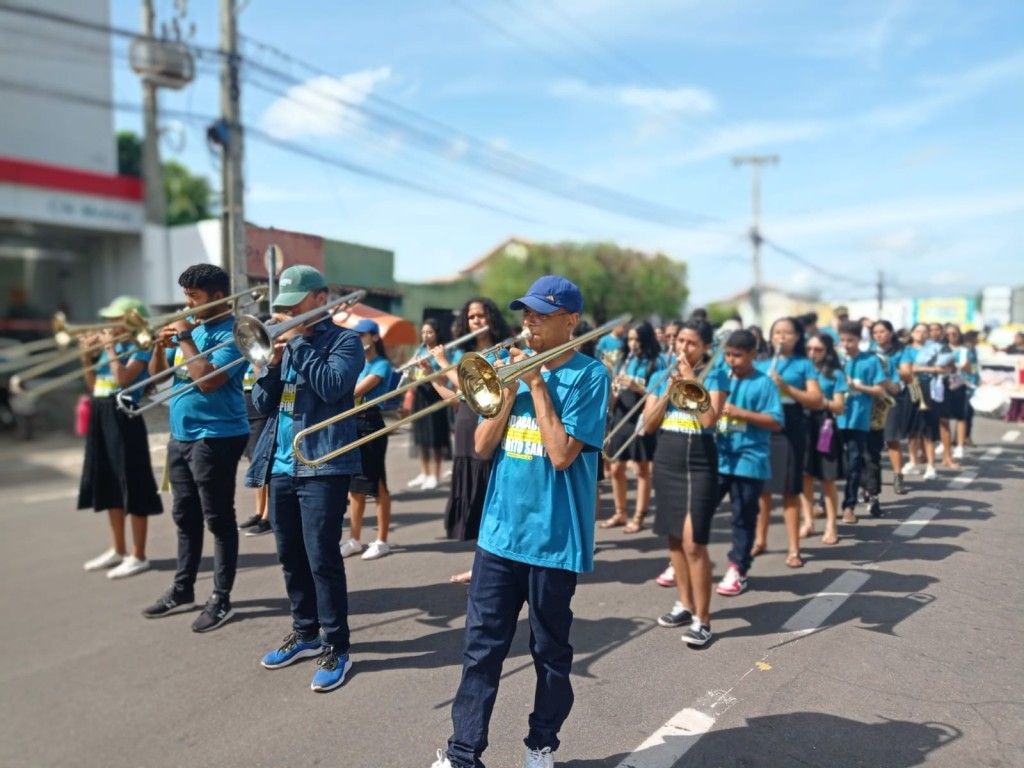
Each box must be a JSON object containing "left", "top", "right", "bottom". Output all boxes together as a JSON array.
[
  {"left": 821, "top": 530, "right": 839, "bottom": 545},
  {"left": 623, "top": 514, "right": 646, "bottom": 534},
  {"left": 785, "top": 553, "right": 805, "bottom": 568},
  {"left": 598, "top": 514, "right": 627, "bottom": 529},
  {"left": 799, "top": 523, "right": 816, "bottom": 539},
  {"left": 750, "top": 542, "right": 767, "bottom": 557},
  {"left": 448, "top": 571, "right": 472, "bottom": 585},
  {"left": 842, "top": 509, "right": 858, "bottom": 524}
]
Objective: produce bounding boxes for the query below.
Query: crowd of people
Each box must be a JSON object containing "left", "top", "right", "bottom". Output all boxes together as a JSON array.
[{"left": 44, "top": 263, "right": 995, "bottom": 768}]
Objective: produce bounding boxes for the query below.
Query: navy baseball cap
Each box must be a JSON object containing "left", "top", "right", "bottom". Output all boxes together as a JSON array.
[
  {"left": 352, "top": 318, "right": 380, "bottom": 335},
  {"left": 509, "top": 275, "right": 583, "bottom": 315}
]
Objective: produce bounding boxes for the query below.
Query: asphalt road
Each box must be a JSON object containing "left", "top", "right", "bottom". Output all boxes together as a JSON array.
[{"left": 0, "top": 417, "right": 1021, "bottom": 768}]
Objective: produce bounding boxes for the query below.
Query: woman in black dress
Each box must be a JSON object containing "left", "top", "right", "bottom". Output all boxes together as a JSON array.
[
  {"left": 802, "top": 333, "right": 847, "bottom": 545},
  {"left": 428, "top": 298, "right": 511, "bottom": 583},
  {"left": 649, "top": 319, "right": 726, "bottom": 647}
]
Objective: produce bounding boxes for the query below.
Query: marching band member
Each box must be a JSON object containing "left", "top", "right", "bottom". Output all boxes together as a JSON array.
[
  {"left": 905, "top": 322, "right": 942, "bottom": 480},
  {"left": 407, "top": 318, "right": 452, "bottom": 491},
  {"left": 715, "top": 330, "right": 783, "bottom": 596},
  {"left": 238, "top": 350, "right": 272, "bottom": 538},
  {"left": 142, "top": 265, "right": 248, "bottom": 632},
  {"left": 837, "top": 322, "right": 887, "bottom": 521},
  {"left": 754, "top": 317, "right": 823, "bottom": 569},
  {"left": 78, "top": 296, "right": 163, "bottom": 579},
  {"left": 870, "top": 321, "right": 910, "bottom": 498},
  {"left": 595, "top": 317, "right": 627, "bottom": 364},
  {"left": 428, "top": 297, "right": 512, "bottom": 584},
  {"left": 433, "top": 276, "right": 608, "bottom": 768},
  {"left": 246, "top": 265, "right": 364, "bottom": 692},
  {"left": 601, "top": 321, "right": 664, "bottom": 534},
  {"left": 961, "top": 330, "right": 980, "bottom": 444},
  {"left": 341, "top": 319, "right": 395, "bottom": 561},
  {"left": 649, "top": 319, "right": 726, "bottom": 646},
  {"left": 802, "top": 333, "right": 847, "bottom": 544},
  {"left": 938, "top": 324, "right": 968, "bottom": 463}
]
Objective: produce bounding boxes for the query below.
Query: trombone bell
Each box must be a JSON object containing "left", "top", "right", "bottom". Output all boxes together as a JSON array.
[
  {"left": 234, "top": 315, "right": 274, "bottom": 367},
  {"left": 456, "top": 352, "right": 505, "bottom": 418}
]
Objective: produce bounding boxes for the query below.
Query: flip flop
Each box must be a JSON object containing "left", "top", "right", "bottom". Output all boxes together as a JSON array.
[
  {"left": 785, "top": 554, "right": 805, "bottom": 568},
  {"left": 599, "top": 515, "right": 627, "bottom": 529}
]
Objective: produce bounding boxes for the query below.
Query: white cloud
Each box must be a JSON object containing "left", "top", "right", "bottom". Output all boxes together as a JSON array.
[
  {"left": 549, "top": 78, "right": 716, "bottom": 115},
  {"left": 667, "top": 120, "right": 830, "bottom": 166},
  {"left": 259, "top": 68, "right": 392, "bottom": 140}
]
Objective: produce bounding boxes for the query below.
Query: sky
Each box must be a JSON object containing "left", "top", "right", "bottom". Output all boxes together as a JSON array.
[{"left": 107, "top": 0, "right": 1024, "bottom": 306}]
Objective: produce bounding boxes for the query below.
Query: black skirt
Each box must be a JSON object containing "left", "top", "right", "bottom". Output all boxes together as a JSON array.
[
  {"left": 883, "top": 390, "right": 910, "bottom": 443},
  {"left": 766, "top": 403, "right": 807, "bottom": 496},
  {"left": 77, "top": 397, "right": 163, "bottom": 516},
  {"left": 939, "top": 383, "right": 968, "bottom": 420},
  {"left": 652, "top": 431, "right": 719, "bottom": 545},
  {"left": 412, "top": 383, "right": 452, "bottom": 453},
  {"left": 350, "top": 408, "right": 388, "bottom": 497},
  {"left": 605, "top": 390, "right": 657, "bottom": 462},
  {"left": 805, "top": 410, "right": 844, "bottom": 481},
  {"left": 903, "top": 380, "right": 939, "bottom": 440}
]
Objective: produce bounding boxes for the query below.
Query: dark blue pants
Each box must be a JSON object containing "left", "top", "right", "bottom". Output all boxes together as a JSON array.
[
  {"left": 841, "top": 429, "right": 867, "bottom": 510},
  {"left": 268, "top": 474, "right": 351, "bottom": 652},
  {"left": 447, "top": 549, "right": 578, "bottom": 768},
  {"left": 718, "top": 474, "right": 764, "bottom": 576},
  {"left": 168, "top": 436, "right": 247, "bottom": 599}
]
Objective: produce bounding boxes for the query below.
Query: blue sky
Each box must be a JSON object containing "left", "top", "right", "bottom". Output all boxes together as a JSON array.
[{"left": 109, "top": 0, "right": 1024, "bottom": 305}]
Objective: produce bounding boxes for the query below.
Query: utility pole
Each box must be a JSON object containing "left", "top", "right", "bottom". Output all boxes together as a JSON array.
[
  {"left": 220, "top": 0, "right": 247, "bottom": 292},
  {"left": 876, "top": 269, "right": 884, "bottom": 317},
  {"left": 140, "top": 0, "right": 165, "bottom": 225},
  {"left": 732, "top": 154, "right": 778, "bottom": 328}
]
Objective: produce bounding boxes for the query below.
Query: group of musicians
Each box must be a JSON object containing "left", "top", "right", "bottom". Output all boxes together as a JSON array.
[{"left": 59, "top": 262, "right": 980, "bottom": 768}]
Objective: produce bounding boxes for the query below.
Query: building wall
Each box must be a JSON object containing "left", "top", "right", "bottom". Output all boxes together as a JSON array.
[
  {"left": 397, "top": 278, "right": 478, "bottom": 325},
  {"left": 0, "top": 0, "right": 116, "bottom": 175}
]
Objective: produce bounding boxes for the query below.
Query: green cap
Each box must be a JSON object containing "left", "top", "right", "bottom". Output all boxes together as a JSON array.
[
  {"left": 273, "top": 264, "right": 327, "bottom": 309},
  {"left": 98, "top": 295, "right": 150, "bottom": 319}
]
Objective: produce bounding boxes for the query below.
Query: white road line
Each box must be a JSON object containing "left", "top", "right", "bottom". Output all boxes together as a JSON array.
[
  {"left": 947, "top": 471, "right": 978, "bottom": 489},
  {"left": 22, "top": 488, "right": 79, "bottom": 503},
  {"left": 615, "top": 689, "right": 737, "bottom": 768},
  {"left": 780, "top": 570, "right": 871, "bottom": 635},
  {"left": 1003, "top": 429, "right": 1021, "bottom": 443},
  {"left": 980, "top": 446, "right": 1003, "bottom": 462},
  {"left": 893, "top": 506, "right": 939, "bottom": 537}
]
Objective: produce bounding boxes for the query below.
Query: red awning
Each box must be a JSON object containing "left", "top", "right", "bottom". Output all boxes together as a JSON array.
[{"left": 334, "top": 303, "right": 417, "bottom": 347}]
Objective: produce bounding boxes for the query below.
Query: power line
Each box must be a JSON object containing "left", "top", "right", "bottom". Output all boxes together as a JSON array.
[{"left": 762, "top": 238, "right": 876, "bottom": 289}]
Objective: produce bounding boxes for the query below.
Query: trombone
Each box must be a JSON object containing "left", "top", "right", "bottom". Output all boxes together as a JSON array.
[
  {"left": 395, "top": 326, "right": 492, "bottom": 375},
  {"left": 134, "top": 285, "right": 267, "bottom": 349},
  {"left": 117, "top": 289, "right": 365, "bottom": 415},
  {"left": 605, "top": 338, "right": 726, "bottom": 462},
  {"left": 293, "top": 315, "right": 629, "bottom": 468}
]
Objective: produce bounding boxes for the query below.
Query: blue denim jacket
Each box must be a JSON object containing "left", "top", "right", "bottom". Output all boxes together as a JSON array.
[{"left": 245, "top": 318, "right": 363, "bottom": 485}]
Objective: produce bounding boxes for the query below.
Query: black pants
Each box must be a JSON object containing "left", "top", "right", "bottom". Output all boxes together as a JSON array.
[
  {"left": 168, "top": 436, "right": 248, "bottom": 599},
  {"left": 841, "top": 430, "right": 867, "bottom": 511},
  {"left": 863, "top": 428, "right": 884, "bottom": 497}
]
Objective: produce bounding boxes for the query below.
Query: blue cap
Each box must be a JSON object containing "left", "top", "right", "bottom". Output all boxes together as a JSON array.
[
  {"left": 509, "top": 275, "right": 583, "bottom": 314},
  {"left": 352, "top": 318, "right": 380, "bottom": 335}
]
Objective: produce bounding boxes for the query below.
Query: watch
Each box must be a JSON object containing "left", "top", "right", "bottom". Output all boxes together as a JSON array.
[{"left": 177, "top": 329, "right": 193, "bottom": 342}]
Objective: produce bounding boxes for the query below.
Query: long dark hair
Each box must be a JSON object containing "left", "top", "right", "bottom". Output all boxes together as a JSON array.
[
  {"left": 809, "top": 332, "right": 841, "bottom": 379},
  {"left": 620, "top": 321, "right": 661, "bottom": 362},
  {"left": 421, "top": 316, "right": 450, "bottom": 347},
  {"left": 871, "top": 319, "right": 902, "bottom": 356},
  {"left": 769, "top": 316, "right": 807, "bottom": 357},
  {"left": 680, "top": 318, "right": 714, "bottom": 368},
  {"left": 453, "top": 297, "right": 511, "bottom": 351}
]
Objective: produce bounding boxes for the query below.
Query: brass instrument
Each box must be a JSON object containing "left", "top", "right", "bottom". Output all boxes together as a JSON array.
[
  {"left": 292, "top": 315, "right": 629, "bottom": 468},
  {"left": 908, "top": 377, "right": 929, "bottom": 412},
  {"left": 395, "top": 326, "right": 492, "bottom": 375},
  {"left": 869, "top": 351, "right": 896, "bottom": 430},
  {"left": 51, "top": 311, "right": 146, "bottom": 349}
]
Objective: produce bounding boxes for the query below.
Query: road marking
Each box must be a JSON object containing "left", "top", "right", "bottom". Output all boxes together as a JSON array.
[
  {"left": 1003, "top": 429, "right": 1020, "bottom": 442},
  {"left": 980, "top": 446, "right": 1003, "bottom": 462},
  {"left": 947, "top": 470, "right": 978, "bottom": 489},
  {"left": 23, "top": 488, "right": 79, "bottom": 503},
  {"left": 780, "top": 570, "right": 871, "bottom": 635},
  {"left": 893, "top": 506, "right": 939, "bottom": 537}
]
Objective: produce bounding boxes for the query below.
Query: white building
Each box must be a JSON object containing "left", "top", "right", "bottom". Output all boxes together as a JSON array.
[{"left": 0, "top": 0, "right": 145, "bottom": 336}]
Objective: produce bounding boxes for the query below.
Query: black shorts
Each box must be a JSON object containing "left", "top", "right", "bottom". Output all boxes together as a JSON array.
[
  {"left": 766, "top": 404, "right": 807, "bottom": 496},
  {"left": 350, "top": 408, "right": 388, "bottom": 497}
]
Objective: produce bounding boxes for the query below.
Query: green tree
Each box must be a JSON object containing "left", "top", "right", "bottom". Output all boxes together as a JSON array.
[
  {"left": 116, "top": 130, "right": 213, "bottom": 225},
  {"left": 478, "top": 241, "right": 688, "bottom": 324}
]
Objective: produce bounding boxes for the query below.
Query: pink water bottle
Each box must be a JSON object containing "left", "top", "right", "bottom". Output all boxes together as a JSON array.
[{"left": 75, "top": 395, "right": 91, "bottom": 437}]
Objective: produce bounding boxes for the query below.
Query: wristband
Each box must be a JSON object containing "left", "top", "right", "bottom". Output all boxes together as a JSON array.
[{"left": 177, "top": 330, "right": 193, "bottom": 342}]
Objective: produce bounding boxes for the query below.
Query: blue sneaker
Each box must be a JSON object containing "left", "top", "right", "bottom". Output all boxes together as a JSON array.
[
  {"left": 261, "top": 632, "right": 322, "bottom": 669},
  {"left": 310, "top": 646, "right": 353, "bottom": 692}
]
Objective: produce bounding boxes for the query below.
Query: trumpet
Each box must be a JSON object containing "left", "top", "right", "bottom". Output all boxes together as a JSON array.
[
  {"left": 908, "top": 377, "right": 929, "bottom": 412},
  {"left": 292, "top": 315, "right": 629, "bottom": 468}
]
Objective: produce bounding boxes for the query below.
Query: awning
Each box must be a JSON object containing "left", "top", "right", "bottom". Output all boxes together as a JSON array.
[{"left": 334, "top": 303, "right": 417, "bottom": 347}]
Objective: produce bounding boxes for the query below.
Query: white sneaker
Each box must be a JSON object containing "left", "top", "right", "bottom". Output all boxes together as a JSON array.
[
  {"left": 901, "top": 462, "right": 918, "bottom": 476},
  {"left": 935, "top": 443, "right": 944, "bottom": 457},
  {"left": 84, "top": 548, "right": 123, "bottom": 572},
  {"left": 340, "top": 538, "right": 363, "bottom": 558},
  {"left": 430, "top": 749, "right": 453, "bottom": 768},
  {"left": 361, "top": 540, "right": 391, "bottom": 560},
  {"left": 442, "top": 468, "right": 453, "bottom": 479},
  {"left": 107, "top": 556, "right": 150, "bottom": 580},
  {"left": 922, "top": 465, "right": 937, "bottom": 481},
  {"left": 952, "top": 445, "right": 964, "bottom": 460},
  {"left": 407, "top": 473, "right": 427, "bottom": 488},
  {"left": 421, "top": 475, "right": 439, "bottom": 491},
  {"left": 523, "top": 746, "right": 554, "bottom": 768}
]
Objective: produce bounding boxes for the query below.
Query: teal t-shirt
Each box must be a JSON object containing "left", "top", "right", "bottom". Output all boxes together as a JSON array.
[
  {"left": 961, "top": 347, "right": 979, "bottom": 386},
  {"left": 755, "top": 355, "right": 816, "bottom": 406},
  {"left": 93, "top": 342, "right": 150, "bottom": 403},
  {"left": 477, "top": 352, "right": 610, "bottom": 574},
  {"left": 816, "top": 367, "right": 849, "bottom": 403},
  {"left": 837, "top": 352, "right": 885, "bottom": 431},
  {"left": 622, "top": 355, "right": 665, "bottom": 392},
  {"left": 652, "top": 362, "right": 728, "bottom": 435},
  {"left": 166, "top": 316, "right": 248, "bottom": 441},
  {"left": 271, "top": 363, "right": 298, "bottom": 475},
  {"left": 596, "top": 333, "right": 621, "bottom": 359},
  {"left": 716, "top": 370, "right": 784, "bottom": 480},
  {"left": 357, "top": 356, "right": 394, "bottom": 404}
]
